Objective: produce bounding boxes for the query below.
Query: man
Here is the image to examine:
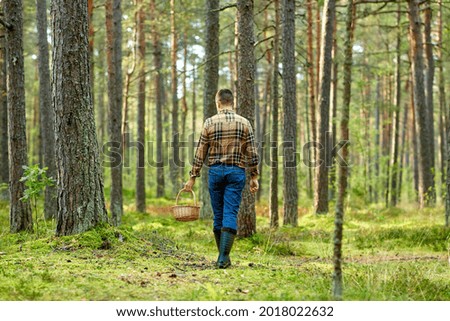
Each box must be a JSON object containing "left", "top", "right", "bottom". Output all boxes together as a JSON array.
[{"left": 184, "top": 89, "right": 259, "bottom": 269}]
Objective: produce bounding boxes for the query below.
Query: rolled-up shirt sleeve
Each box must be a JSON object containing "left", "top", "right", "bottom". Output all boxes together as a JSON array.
[
  {"left": 244, "top": 122, "right": 259, "bottom": 178},
  {"left": 189, "top": 124, "right": 209, "bottom": 178}
]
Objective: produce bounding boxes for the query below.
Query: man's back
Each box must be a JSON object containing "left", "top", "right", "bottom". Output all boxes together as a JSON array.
[{"left": 190, "top": 109, "right": 258, "bottom": 178}]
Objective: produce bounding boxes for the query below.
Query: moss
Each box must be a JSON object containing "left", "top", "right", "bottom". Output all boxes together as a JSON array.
[{"left": 0, "top": 202, "right": 449, "bottom": 301}]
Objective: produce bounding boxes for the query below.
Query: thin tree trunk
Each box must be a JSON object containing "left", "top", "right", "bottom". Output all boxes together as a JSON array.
[
  {"left": 200, "top": 0, "right": 219, "bottom": 220},
  {"left": 37, "top": 0, "right": 57, "bottom": 219},
  {"left": 437, "top": 0, "right": 446, "bottom": 197},
  {"left": 191, "top": 65, "right": 197, "bottom": 175},
  {"left": 135, "top": 0, "right": 146, "bottom": 213},
  {"left": 4, "top": 0, "right": 32, "bottom": 232},
  {"left": 424, "top": 1, "right": 435, "bottom": 194},
  {"left": 32, "top": 66, "right": 41, "bottom": 166},
  {"left": 397, "top": 99, "right": 409, "bottom": 204},
  {"left": 329, "top": 16, "right": 338, "bottom": 201},
  {"left": 307, "top": 0, "right": 316, "bottom": 162},
  {"left": 314, "top": 0, "right": 335, "bottom": 214},
  {"left": 282, "top": 0, "right": 298, "bottom": 225},
  {"left": 408, "top": 0, "right": 435, "bottom": 207},
  {"left": 270, "top": 0, "right": 280, "bottom": 229},
  {"left": 374, "top": 77, "right": 381, "bottom": 203},
  {"left": 96, "top": 40, "right": 106, "bottom": 148},
  {"left": 315, "top": 0, "right": 321, "bottom": 101},
  {"left": 170, "top": 0, "right": 180, "bottom": 196},
  {"left": 181, "top": 31, "right": 188, "bottom": 178},
  {"left": 390, "top": 5, "right": 402, "bottom": 207},
  {"left": 88, "top": 0, "right": 94, "bottom": 103},
  {"left": 0, "top": 43, "right": 8, "bottom": 200},
  {"left": 333, "top": 0, "right": 354, "bottom": 300},
  {"left": 237, "top": 0, "right": 256, "bottom": 237},
  {"left": 150, "top": 0, "right": 165, "bottom": 198},
  {"left": 106, "top": 0, "right": 124, "bottom": 223},
  {"left": 52, "top": 0, "right": 107, "bottom": 236},
  {"left": 122, "top": 42, "right": 136, "bottom": 159}
]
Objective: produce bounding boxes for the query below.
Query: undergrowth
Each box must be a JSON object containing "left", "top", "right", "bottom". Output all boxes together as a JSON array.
[{"left": 0, "top": 199, "right": 449, "bottom": 301}]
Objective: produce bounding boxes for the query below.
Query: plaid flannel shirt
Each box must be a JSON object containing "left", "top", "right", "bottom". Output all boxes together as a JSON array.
[{"left": 189, "top": 109, "right": 259, "bottom": 178}]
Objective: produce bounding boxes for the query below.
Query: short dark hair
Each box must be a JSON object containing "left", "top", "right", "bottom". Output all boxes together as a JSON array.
[{"left": 215, "top": 89, "right": 234, "bottom": 106}]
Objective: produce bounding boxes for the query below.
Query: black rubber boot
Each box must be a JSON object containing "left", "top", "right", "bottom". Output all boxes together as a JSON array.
[
  {"left": 217, "top": 227, "right": 237, "bottom": 269},
  {"left": 213, "top": 229, "right": 221, "bottom": 251}
]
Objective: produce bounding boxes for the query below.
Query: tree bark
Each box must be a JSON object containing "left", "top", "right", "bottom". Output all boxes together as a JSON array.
[
  {"left": 170, "top": 0, "right": 180, "bottom": 196},
  {"left": 237, "top": 0, "right": 256, "bottom": 237},
  {"left": 0, "top": 38, "right": 9, "bottom": 200},
  {"left": 389, "top": 5, "right": 401, "bottom": 207},
  {"left": 307, "top": 0, "right": 316, "bottom": 164},
  {"left": 52, "top": 0, "right": 108, "bottom": 236},
  {"left": 200, "top": 0, "right": 219, "bottom": 220},
  {"left": 314, "top": 0, "right": 335, "bottom": 214},
  {"left": 135, "top": 0, "right": 146, "bottom": 213},
  {"left": 270, "top": 0, "right": 280, "bottom": 229},
  {"left": 407, "top": 0, "right": 435, "bottom": 207},
  {"left": 437, "top": 0, "right": 446, "bottom": 197},
  {"left": 36, "top": 0, "right": 57, "bottom": 219},
  {"left": 106, "top": 0, "right": 123, "bottom": 223},
  {"left": 282, "top": 0, "right": 298, "bottom": 225},
  {"left": 333, "top": 0, "right": 354, "bottom": 300},
  {"left": 4, "top": 0, "right": 33, "bottom": 232},
  {"left": 424, "top": 1, "right": 435, "bottom": 194},
  {"left": 181, "top": 31, "right": 189, "bottom": 178},
  {"left": 150, "top": 0, "right": 165, "bottom": 198},
  {"left": 329, "top": 16, "right": 338, "bottom": 201}
]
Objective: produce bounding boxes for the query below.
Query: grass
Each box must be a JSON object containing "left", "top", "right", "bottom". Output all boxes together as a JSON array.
[{"left": 0, "top": 198, "right": 449, "bottom": 301}]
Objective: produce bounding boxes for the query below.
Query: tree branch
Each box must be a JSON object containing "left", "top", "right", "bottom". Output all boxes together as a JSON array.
[
  {"left": 355, "top": 0, "right": 397, "bottom": 4},
  {"left": 212, "top": 3, "right": 237, "bottom": 12}
]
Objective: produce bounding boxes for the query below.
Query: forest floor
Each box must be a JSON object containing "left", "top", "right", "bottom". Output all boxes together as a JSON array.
[{"left": 0, "top": 197, "right": 449, "bottom": 301}]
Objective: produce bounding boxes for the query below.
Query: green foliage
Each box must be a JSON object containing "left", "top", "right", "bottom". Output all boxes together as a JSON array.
[
  {"left": 19, "top": 165, "right": 55, "bottom": 235},
  {"left": 20, "top": 165, "right": 55, "bottom": 203}
]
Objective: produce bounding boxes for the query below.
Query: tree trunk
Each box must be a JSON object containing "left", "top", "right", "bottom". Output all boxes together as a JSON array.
[
  {"left": 200, "top": 0, "right": 219, "bottom": 220},
  {"left": 4, "top": 0, "right": 33, "bottom": 232},
  {"left": 150, "top": 0, "right": 165, "bottom": 198},
  {"left": 0, "top": 38, "right": 9, "bottom": 201},
  {"left": 315, "top": 0, "right": 321, "bottom": 100},
  {"left": 52, "top": 0, "right": 108, "bottom": 236},
  {"left": 307, "top": 0, "right": 316, "bottom": 165},
  {"left": 314, "top": 0, "right": 335, "bottom": 214},
  {"left": 397, "top": 100, "right": 409, "bottom": 204},
  {"left": 270, "top": 0, "right": 280, "bottom": 229},
  {"left": 390, "top": 6, "right": 402, "bottom": 207},
  {"left": 329, "top": 16, "right": 338, "bottom": 201},
  {"left": 170, "top": 0, "right": 180, "bottom": 196},
  {"left": 282, "top": 0, "right": 298, "bottom": 225},
  {"left": 88, "top": 0, "right": 94, "bottom": 103},
  {"left": 237, "top": 0, "right": 256, "bottom": 237},
  {"left": 408, "top": 0, "right": 435, "bottom": 207},
  {"left": 36, "top": 0, "right": 57, "bottom": 219},
  {"left": 333, "top": 0, "right": 354, "bottom": 300},
  {"left": 181, "top": 31, "right": 189, "bottom": 178},
  {"left": 437, "top": 0, "right": 446, "bottom": 197},
  {"left": 106, "top": 0, "right": 124, "bottom": 223},
  {"left": 424, "top": 1, "right": 435, "bottom": 194},
  {"left": 96, "top": 40, "right": 106, "bottom": 148},
  {"left": 135, "top": 0, "right": 146, "bottom": 213}
]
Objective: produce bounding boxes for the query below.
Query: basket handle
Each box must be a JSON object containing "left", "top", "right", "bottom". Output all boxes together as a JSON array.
[{"left": 175, "top": 188, "right": 197, "bottom": 206}]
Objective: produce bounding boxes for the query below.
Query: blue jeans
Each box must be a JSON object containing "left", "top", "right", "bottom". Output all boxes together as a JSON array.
[{"left": 208, "top": 164, "right": 246, "bottom": 231}]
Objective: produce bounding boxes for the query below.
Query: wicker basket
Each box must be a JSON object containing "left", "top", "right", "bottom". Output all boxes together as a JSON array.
[{"left": 172, "top": 189, "right": 200, "bottom": 222}]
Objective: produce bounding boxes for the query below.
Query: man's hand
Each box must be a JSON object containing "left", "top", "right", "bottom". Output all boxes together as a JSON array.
[
  {"left": 250, "top": 177, "right": 259, "bottom": 194},
  {"left": 184, "top": 177, "right": 196, "bottom": 192}
]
